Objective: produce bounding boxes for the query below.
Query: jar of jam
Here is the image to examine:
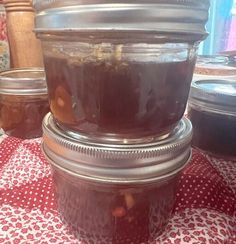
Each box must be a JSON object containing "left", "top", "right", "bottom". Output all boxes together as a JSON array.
[
  {"left": 42, "top": 113, "right": 192, "bottom": 243},
  {"left": 0, "top": 68, "right": 50, "bottom": 139},
  {"left": 188, "top": 79, "right": 236, "bottom": 159},
  {"left": 34, "top": 0, "right": 209, "bottom": 144},
  {"left": 194, "top": 55, "right": 236, "bottom": 82}
]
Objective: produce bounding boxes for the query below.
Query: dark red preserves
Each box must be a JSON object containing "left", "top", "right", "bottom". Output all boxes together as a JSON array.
[
  {"left": 188, "top": 107, "right": 236, "bottom": 158},
  {"left": 44, "top": 55, "right": 195, "bottom": 141},
  {"left": 0, "top": 94, "right": 49, "bottom": 139},
  {"left": 53, "top": 169, "right": 179, "bottom": 244}
]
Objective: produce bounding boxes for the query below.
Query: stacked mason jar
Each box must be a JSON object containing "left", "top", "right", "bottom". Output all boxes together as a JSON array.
[{"left": 33, "top": 1, "right": 210, "bottom": 243}]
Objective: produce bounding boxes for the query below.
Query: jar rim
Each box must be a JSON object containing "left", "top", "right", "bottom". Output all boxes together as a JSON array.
[
  {"left": 194, "top": 55, "right": 236, "bottom": 78},
  {"left": 189, "top": 79, "right": 236, "bottom": 116},
  {"left": 42, "top": 113, "right": 192, "bottom": 184},
  {"left": 196, "top": 55, "right": 230, "bottom": 65},
  {"left": 0, "top": 68, "right": 48, "bottom": 95}
]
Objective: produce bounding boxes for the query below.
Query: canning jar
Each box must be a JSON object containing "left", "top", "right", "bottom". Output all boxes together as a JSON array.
[
  {"left": 0, "top": 68, "right": 49, "bottom": 139},
  {"left": 34, "top": 0, "right": 209, "bottom": 144},
  {"left": 193, "top": 55, "right": 236, "bottom": 82},
  {"left": 188, "top": 79, "right": 236, "bottom": 159},
  {"left": 42, "top": 113, "right": 192, "bottom": 244}
]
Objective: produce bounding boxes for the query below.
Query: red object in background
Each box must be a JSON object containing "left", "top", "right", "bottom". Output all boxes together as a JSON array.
[
  {"left": 0, "top": 135, "right": 235, "bottom": 243},
  {"left": 0, "top": 10, "right": 7, "bottom": 41},
  {"left": 0, "top": 1, "right": 9, "bottom": 71},
  {"left": 0, "top": 0, "right": 7, "bottom": 41},
  {"left": 227, "top": 15, "right": 236, "bottom": 50}
]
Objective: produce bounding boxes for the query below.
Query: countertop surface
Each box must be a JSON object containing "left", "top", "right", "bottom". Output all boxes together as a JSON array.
[{"left": 0, "top": 135, "right": 235, "bottom": 243}]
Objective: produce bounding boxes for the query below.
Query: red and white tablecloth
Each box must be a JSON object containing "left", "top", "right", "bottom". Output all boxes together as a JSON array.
[{"left": 0, "top": 135, "right": 235, "bottom": 243}]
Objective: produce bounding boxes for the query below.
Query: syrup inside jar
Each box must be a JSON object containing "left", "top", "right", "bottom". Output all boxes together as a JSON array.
[
  {"left": 53, "top": 169, "right": 179, "bottom": 244},
  {"left": 43, "top": 39, "right": 197, "bottom": 143},
  {"left": 0, "top": 94, "right": 49, "bottom": 139}
]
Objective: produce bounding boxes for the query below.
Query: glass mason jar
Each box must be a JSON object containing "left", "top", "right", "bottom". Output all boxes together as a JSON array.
[
  {"left": 0, "top": 68, "right": 50, "bottom": 139},
  {"left": 188, "top": 79, "right": 236, "bottom": 159},
  {"left": 34, "top": 0, "right": 209, "bottom": 144},
  {"left": 42, "top": 113, "right": 192, "bottom": 243},
  {"left": 193, "top": 55, "right": 236, "bottom": 82}
]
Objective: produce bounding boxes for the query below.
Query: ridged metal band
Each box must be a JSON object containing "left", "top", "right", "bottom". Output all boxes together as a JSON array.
[
  {"left": 33, "top": 0, "right": 210, "bottom": 12},
  {"left": 42, "top": 113, "right": 192, "bottom": 183},
  {"left": 0, "top": 68, "right": 47, "bottom": 95},
  {"left": 33, "top": 0, "right": 209, "bottom": 41}
]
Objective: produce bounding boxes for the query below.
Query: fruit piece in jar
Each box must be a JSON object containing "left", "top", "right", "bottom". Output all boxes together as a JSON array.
[
  {"left": 112, "top": 206, "right": 127, "bottom": 218},
  {"left": 50, "top": 85, "right": 77, "bottom": 125},
  {"left": 124, "top": 192, "right": 135, "bottom": 210}
]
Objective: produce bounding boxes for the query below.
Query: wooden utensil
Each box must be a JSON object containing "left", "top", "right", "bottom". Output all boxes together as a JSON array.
[{"left": 3, "top": 0, "right": 43, "bottom": 68}]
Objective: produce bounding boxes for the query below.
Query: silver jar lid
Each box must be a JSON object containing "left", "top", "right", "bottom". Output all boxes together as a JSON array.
[
  {"left": 33, "top": 0, "right": 209, "bottom": 42},
  {"left": 0, "top": 68, "right": 47, "bottom": 95},
  {"left": 189, "top": 79, "right": 236, "bottom": 116},
  {"left": 42, "top": 113, "right": 192, "bottom": 184},
  {"left": 196, "top": 55, "right": 229, "bottom": 65}
]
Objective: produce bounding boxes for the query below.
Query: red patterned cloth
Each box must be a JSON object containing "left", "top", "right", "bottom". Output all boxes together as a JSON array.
[
  {"left": 0, "top": 135, "right": 235, "bottom": 243},
  {"left": 0, "top": 5, "right": 10, "bottom": 71},
  {"left": 0, "top": 7, "right": 8, "bottom": 42}
]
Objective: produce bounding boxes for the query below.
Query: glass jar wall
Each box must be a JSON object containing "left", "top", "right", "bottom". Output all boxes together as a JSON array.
[{"left": 42, "top": 38, "right": 197, "bottom": 143}]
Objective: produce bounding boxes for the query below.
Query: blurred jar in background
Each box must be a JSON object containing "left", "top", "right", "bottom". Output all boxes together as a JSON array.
[
  {"left": 0, "top": 68, "right": 49, "bottom": 139},
  {"left": 193, "top": 55, "right": 236, "bottom": 81},
  {"left": 0, "top": 0, "right": 10, "bottom": 71}
]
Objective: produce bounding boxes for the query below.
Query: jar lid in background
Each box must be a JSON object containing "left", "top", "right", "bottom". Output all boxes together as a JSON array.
[
  {"left": 0, "top": 68, "right": 47, "bottom": 95},
  {"left": 196, "top": 55, "right": 229, "bottom": 65},
  {"left": 189, "top": 79, "right": 236, "bottom": 116},
  {"left": 42, "top": 113, "right": 192, "bottom": 184},
  {"left": 194, "top": 55, "right": 236, "bottom": 79},
  {"left": 33, "top": 0, "right": 209, "bottom": 42}
]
